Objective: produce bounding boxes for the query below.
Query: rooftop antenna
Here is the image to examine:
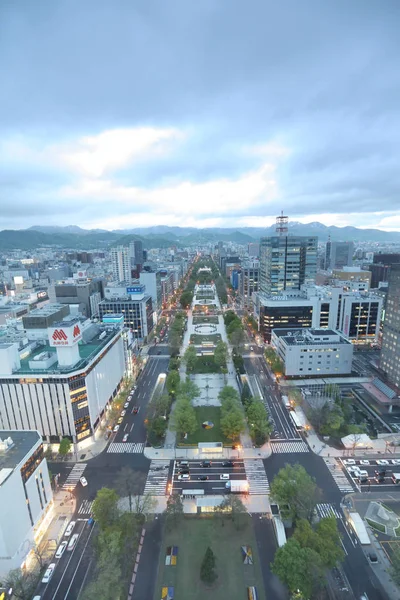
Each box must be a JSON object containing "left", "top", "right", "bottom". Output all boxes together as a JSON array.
[{"left": 276, "top": 211, "right": 288, "bottom": 236}]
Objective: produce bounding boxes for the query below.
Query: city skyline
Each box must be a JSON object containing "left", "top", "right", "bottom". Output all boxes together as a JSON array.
[{"left": 1, "top": 1, "right": 400, "bottom": 232}]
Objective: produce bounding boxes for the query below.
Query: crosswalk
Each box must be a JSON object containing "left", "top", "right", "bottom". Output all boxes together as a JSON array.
[
  {"left": 62, "top": 463, "right": 87, "bottom": 490},
  {"left": 78, "top": 499, "right": 95, "bottom": 515},
  {"left": 270, "top": 440, "right": 310, "bottom": 454},
  {"left": 107, "top": 442, "right": 145, "bottom": 454},
  {"left": 143, "top": 460, "right": 170, "bottom": 495},
  {"left": 316, "top": 503, "right": 342, "bottom": 519},
  {"left": 244, "top": 459, "right": 270, "bottom": 495},
  {"left": 324, "top": 458, "right": 355, "bottom": 493}
]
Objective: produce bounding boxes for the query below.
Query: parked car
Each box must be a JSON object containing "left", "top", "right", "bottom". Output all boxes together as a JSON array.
[
  {"left": 376, "top": 459, "right": 389, "bottom": 466},
  {"left": 64, "top": 521, "right": 76, "bottom": 537},
  {"left": 123, "top": 434, "right": 129, "bottom": 442},
  {"left": 55, "top": 541, "right": 67, "bottom": 558},
  {"left": 343, "top": 459, "right": 356, "bottom": 466},
  {"left": 117, "top": 417, "right": 123, "bottom": 424},
  {"left": 80, "top": 476, "right": 88, "bottom": 487},
  {"left": 220, "top": 473, "right": 230, "bottom": 480},
  {"left": 177, "top": 460, "right": 189, "bottom": 467},
  {"left": 124, "top": 402, "right": 129, "bottom": 409},
  {"left": 199, "top": 475, "right": 208, "bottom": 481},
  {"left": 222, "top": 461, "right": 234, "bottom": 468},
  {"left": 179, "top": 469, "right": 190, "bottom": 475},
  {"left": 113, "top": 425, "right": 120, "bottom": 433},
  {"left": 375, "top": 475, "right": 385, "bottom": 483},
  {"left": 200, "top": 460, "right": 212, "bottom": 468},
  {"left": 359, "top": 460, "right": 370, "bottom": 466},
  {"left": 120, "top": 410, "right": 126, "bottom": 417},
  {"left": 178, "top": 474, "right": 190, "bottom": 481},
  {"left": 42, "top": 563, "right": 56, "bottom": 583},
  {"left": 133, "top": 406, "right": 139, "bottom": 414},
  {"left": 392, "top": 459, "right": 400, "bottom": 465},
  {"left": 375, "top": 469, "right": 386, "bottom": 477}
]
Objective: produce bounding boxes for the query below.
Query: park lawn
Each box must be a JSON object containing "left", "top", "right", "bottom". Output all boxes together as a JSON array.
[
  {"left": 192, "top": 316, "right": 219, "bottom": 325},
  {"left": 190, "top": 333, "right": 222, "bottom": 345},
  {"left": 154, "top": 516, "right": 265, "bottom": 600},
  {"left": 183, "top": 406, "right": 231, "bottom": 445}
]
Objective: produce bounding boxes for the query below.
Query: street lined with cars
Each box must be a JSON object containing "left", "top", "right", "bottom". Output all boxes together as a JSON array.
[
  {"left": 172, "top": 459, "right": 247, "bottom": 494},
  {"left": 341, "top": 457, "right": 400, "bottom": 488}
]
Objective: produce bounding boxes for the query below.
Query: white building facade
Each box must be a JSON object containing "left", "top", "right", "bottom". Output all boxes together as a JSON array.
[
  {"left": 271, "top": 328, "right": 354, "bottom": 377},
  {"left": 0, "top": 431, "right": 53, "bottom": 577}
]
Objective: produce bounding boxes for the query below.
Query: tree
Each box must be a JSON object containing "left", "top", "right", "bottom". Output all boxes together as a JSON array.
[
  {"left": 314, "top": 517, "right": 344, "bottom": 568},
  {"left": 183, "top": 345, "right": 197, "bottom": 371},
  {"left": 59, "top": 437, "right": 72, "bottom": 456},
  {"left": 220, "top": 408, "right": 245, "bottom": 441},
  {"left": 166, "top": 369, "right": 180, "bottom": 396},
  {"left": 179, "top": 377, "right": 201, "bottom": 401},
  {"left": 171, "top": 397, "right": 197, "bottom": 440},
  {"left": 146, "top": 415, "right": 168, "bottom": 439},
  {"left": 214, "top": 341, "right": 228, "bottom": 369},
  {"left": 180, "top": 290, "right": 193, "bottom": 309},
  {"left": 165, "top": 493, "right": 184, "bottom": 530},
  {"left": 218, "top": 385, "right": 240, "bottom": 407},
  {"left": 200, "top": 546, "right": 217, "bottom": 584},
  {"left": 114, "top": 467, "right": 146, "bottom": 513},
  {"left": 223, "top": 310, "right": 237, "bottom": 327},
  {"left": 131, "top": 493, "right": 157, "bottom": 516},
  {"left": 4, "top": 569, "right": 39, "bottom": 600},
  {"left": 92, "top": 487, "right": 120, "bottom": 530},
  {"left": 271, "top": 538, "right": 324, "bottom": 598},
  {"left": 241, "top": 382, "right": 253, "bottom": 407},
  {"left": 270, "top": 464, "right": 321, "bottom": 523},
  {"left": 246, "top": 400, "right": 273, "bottom": 445}
]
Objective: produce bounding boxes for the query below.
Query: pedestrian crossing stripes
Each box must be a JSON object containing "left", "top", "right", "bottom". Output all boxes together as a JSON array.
[
  {"left": 244, "top": 459, "right": 270, "bottom": 495},
  {"left": 316, "top": 503, "right": 342, "bottom": 519},
  {"left": 144, "top": 460, "right": 170, "bottom": 496},
  {"left": 62, "top": 463, "right": 87, "bottom": 490},
  {"left": 107, "top": 442, "right": 145, "bottom": 454},
  {"left": 324, "top": 458, "right": 355, "bottom": 494},
  {"left": 78, "top": 499, "right": 95, "bottom": 515},
  {"left": 270, "top": 441, "right": 310, "bottom": 454}
]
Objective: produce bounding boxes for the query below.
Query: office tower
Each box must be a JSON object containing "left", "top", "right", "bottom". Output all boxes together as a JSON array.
[
  {"left": 248, "top": 243, "right": 260, "bottom": 257},
  {"left": 369, "top": 253, "right": 400, "bottom": 288},
  {"left": 325, "top": 241, "right": 354, "bottom": 270},
  {"left": 381, "top": 264, "right": 400, "bottom": 388},
  {"left": 132, "top": 240, "right": 144, "bottom": 266},
  {"left": 111, "top": 246, "right": 131, "bottom": 282},
  {"left": 259, "top": 213, "right": 317, "bottom": 296}
]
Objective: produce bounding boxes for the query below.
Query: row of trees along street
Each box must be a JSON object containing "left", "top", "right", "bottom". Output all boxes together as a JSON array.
[
  {"left": 82, "top": 468, "right": 156, "bottom": 600},
  {"left": 145, "top": 364, "right": 181, "bottom": 445},
  {"left": 241, "top": 382, "right": 273, "bottom": 445},
  {"left": 223, "top": 310, "right": 245, "bottom": 350},
  {"left": 270, "top": 464, "right": 344, "bottom": 599}
]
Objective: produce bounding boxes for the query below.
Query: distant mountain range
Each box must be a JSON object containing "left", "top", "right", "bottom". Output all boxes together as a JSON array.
[{"left": 0, "top": 222, "right": 398, "bottom": 251}]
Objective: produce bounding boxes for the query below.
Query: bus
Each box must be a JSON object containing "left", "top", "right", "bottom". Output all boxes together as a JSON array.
[
  {"left": 272, "top": 516, "right": 287, "bottom": 547},
  {"left": 290, "top": 411, "right": 304, "bottom": 431}
]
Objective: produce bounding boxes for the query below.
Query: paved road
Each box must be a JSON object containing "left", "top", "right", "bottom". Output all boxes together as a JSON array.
[{"left": 244, "top": 355, "right": 300, "bottom": 440}]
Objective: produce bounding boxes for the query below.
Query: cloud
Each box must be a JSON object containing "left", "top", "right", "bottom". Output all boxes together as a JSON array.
[{"left": 0, "top": 1, "right": 400, "bottom": 230}]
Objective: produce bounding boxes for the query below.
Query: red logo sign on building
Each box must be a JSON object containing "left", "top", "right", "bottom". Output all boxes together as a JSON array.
[
  {"left": 73, "top": 325, "right": 81, "bottom": 338},
  {"left": 52, "top": 329, "right": 67, "bottom": 341}
]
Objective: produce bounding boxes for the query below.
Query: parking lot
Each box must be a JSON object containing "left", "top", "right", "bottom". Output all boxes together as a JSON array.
[
  {"left": 341, "top": 457, "right": 400, "bottom": 489},
  {"left": 171, "top": 459, "right": 247, "bottom": 495}
]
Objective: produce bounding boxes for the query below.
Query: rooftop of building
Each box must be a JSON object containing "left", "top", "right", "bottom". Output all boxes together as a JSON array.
[
  {"left": 25, "top": 303, "right": 67, "bottom": 317},
  {"left": 14, "top": 325, "right": 121, "bottom": 376},
  {"left": 0, "top": 430, "right": 41, "bottom": 476},
  {"left": 272, "top": 327, "right": 350, "bottom": 346}
]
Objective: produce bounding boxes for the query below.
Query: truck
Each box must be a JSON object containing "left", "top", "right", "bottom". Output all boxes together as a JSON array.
[
  {"left": 348, "top": 512, "right": 371, "bottom": 545},
  {"left": 282, "top": 395, "right": 291, "bottom": 410},
  {"left": 225, "top": 480, "right": 249, "bottom": 493}
]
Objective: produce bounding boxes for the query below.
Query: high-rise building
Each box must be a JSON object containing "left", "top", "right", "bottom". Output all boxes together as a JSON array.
[
  {"left": 259, "top": 214, "right": 317, "bottom": 296},
  {"left": 111, "top": 246, "right": 131, "bottom": 283},
  {"left": 130, "top": 240, "right": 144, "bottom": 267},
  {"left": 369, "top": 253, "right": 400, "bottom": 289},
  {"left": 239, "top": 259, "right": 259, "bottom": 309},
  {"left": 325, "top": 241, "right": 354, "bottom": 270},
  {"left": 381, "top": 264, "right": 400, "bottom": 388}
]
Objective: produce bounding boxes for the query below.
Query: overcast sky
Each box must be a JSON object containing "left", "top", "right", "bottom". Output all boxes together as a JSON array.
[{"left": 1, "top": 0, "right": 400, "bottom": 231}]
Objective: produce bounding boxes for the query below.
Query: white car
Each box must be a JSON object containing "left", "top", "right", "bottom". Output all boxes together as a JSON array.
[
  {"left": 392, "top": 459, "right": 400, "bottom": 465},
  {"left": 123, "top": 433, "right": 129, "bottom": 442},
  {"left": 120, "top": 410, "right": 126, "bottom": 417},
  {"left": 343, "top": 459, "right": 356, "bottom": 466},
  {"left": 42, "top": 563, "right": 55, "bottom": 583},
  {"left": 376, "top": 459, "right": 390, "bottom": 466},
  {"left": 124, "top": 402, "right": 129, "bottom": 409},
  {"left": 348, "top": 466, "right": 362, "bottom": 475},
  {"left": 67, "top": 533, "right": 79, "bottom": 551},
  {"left": 178, "top": 474, "right": 190, "bottom": 481},
  {"left": 113, "top": 425, "right": 119, "bottom": 433},
  {"left": 64, "top": 521, "right": 76, "bottom": 537},
  {"left": 55, "top": 541, "right": 67, "bottom": 558},
  {"left": 80, "top": 476, "right": 88, "bottom": 487},
  {"left": 220, "top": 473, "right": 230, "bottom": 480},
  {"left": 359, "top": 460, "right": 370, "bottom": 466}
]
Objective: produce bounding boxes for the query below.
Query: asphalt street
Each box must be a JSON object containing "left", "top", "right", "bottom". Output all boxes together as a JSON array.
[
  {"left": 244, "top": 354, "right": 300, "bottom": 440},
  {"left": 171, "top": 459, "right": 246, "bottom": 494}
]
